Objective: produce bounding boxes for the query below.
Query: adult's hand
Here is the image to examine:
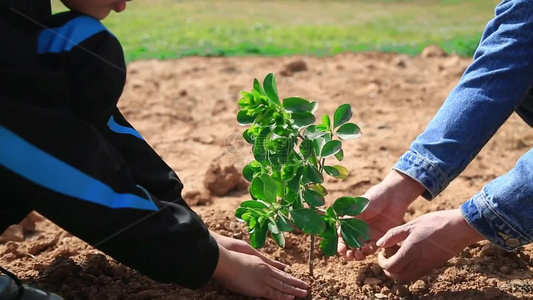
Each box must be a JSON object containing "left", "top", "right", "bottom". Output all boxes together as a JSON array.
[
  {"left": 210, "top": 230, "right": 286, "bottom": 270},
  {"left": 377, "top": 209, "right": 484, "bottom": 282},
  {"left": 213, "top": 245, "right": 309, "bottom": 300},
  {"left": 338, "top": 170, "right": 426, "bottom": 260}
]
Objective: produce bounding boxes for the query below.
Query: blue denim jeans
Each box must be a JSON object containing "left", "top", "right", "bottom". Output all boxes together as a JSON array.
[{"left": 394, "top": 0, "right": 533, "bottom": 251}]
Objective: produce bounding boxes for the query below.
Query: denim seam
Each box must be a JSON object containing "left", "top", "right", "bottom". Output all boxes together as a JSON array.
[
  {"left": 460, "top": 202, "right": 499, "bottom": 247},
  {"left": 408, "top": 151, "right": 449, "bottom": 185},
  {"left": 479, "top": 191, "right": 533, "bottom": 244}
]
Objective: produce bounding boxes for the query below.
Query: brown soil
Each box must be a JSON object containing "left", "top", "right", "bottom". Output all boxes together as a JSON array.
[{"left": 2, "top": 51, "right": 533, "bottom": 299}]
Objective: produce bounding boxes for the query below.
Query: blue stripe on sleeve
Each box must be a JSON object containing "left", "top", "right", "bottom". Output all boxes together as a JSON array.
[
  {"left": 38, "top": 16, "right": 107, "bottom": 54},
  {"left": 0, "top": 126, "right": 158, "bottom": 211},
  {"left": 107, "top": 115, "right": 145, "bottom": 140}
]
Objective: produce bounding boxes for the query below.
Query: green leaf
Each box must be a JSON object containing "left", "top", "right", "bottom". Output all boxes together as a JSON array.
[
  {"left": 283, "top": 97, "right": 314, "bottom": 113},
  {"left": 322, "top": 114, "right": 331, "bottom": 128},
  {"left": 235, "top": 207, "right": 248, "bottom": 221},
  {"left": 324, "top": 165, "right": 349, "bottom": 180},
  {"left": 303, "top": 189, "right": 325, "bottom": 207},
  {"left": 243, "top": 128, "right": 254, "bottom": 144},
  {"left": 321, "top": 140, "right": 342, "bottom": 158},
  {"left": 312, "top": 135, "right": 330, "bottom": 157},
  {"left": 309, "top": 101, "right": 318, "bottom": 114},
  {"left": 292, "top": 112, "right": 315, "bottom": 128},
  {"left": 305, "top": 164, "right": 323, "bottom": 184},
  {"left": 272, "top": 231, "right": 286, "bottom": 248},
  {"left": 335, "top": 149, "right": 344, "bottom": 161},
  {"left": 333, "top": 196, "right": 369, "bottom": 216},
  {"left": 249, "top": 217, "right": 258, "bottom": 231},
  {"left": 241, "top": 212, "right": 253, "bottom": 223},
  {"left": 300, "top": 139, "right": 314, "bottom": 159},
  {"left": 304, "top": 125, "right": 327, "bottom": 140},
  {"left": 336, "top": 123, "right": 362, "bottom": 140},
  {"left": 333, "top": 104, "right": 352, "bottom": 128},
  {"left": 326, "top": 207, "right": 337, "bottom": 219},
  {"left": 316, "top": 124, "right": 329, "bottom": 131},
  {"left": 291, "top": 209, "right": 326, "bottom": 234},
  {"left": 320, "top": 235, "right": 338, "bottom": 256},
  {"left": 276, "top": 212, "right": 293, "bottom": 232},
  {"left": 263, "top": 73, "right": 281, "bottom": 105},
  {"left": 323, "top": 166, "right": 340, "bottom": 177},
  {"left": 281, "top": 164, "right": 297, "bottom": 181},
  {"left": 250, "top": 176, "right": 264, "bottom": 201},
  {"left": 260, "top": 174, "right": 278, "bottom": 203},
  {"left": 253, "top": 127, "right": 271, "bottom": 162},
  {"left": 340, "top": 219, "right": 370, "bottom": 248},
  {"left": 268, "top": 221, "right": 280, "bottom": 235},
  {"left": 253, "top": 78, "right": 266, "bottom": 95},
  {"left": 241, "top": 200, "right": 269, "bottom": 210},
  {"left": 237, "top": 110, "right": 254, "bottom": 125},
  {"left": 308, "top": 184, "right": 328, "bottom": 196},
  {"left": 242, "top": 160, "right": 262, "bottom": 182},
  {"left": 250, "top": 224, "right": 268, "bottom": 249}
]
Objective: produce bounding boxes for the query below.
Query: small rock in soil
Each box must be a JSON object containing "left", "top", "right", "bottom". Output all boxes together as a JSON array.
[
  {"left": 409, "top": 279, "right": 428, "bottom": 294},
  {"left": 280, "top": 60, "right": 308, "bottom": 76},
  {"left": 381, "top": 286, "right": 391, "bottom": 295},
  {"left": 393, "top": 284, "right": 409, "bottom": 297},
  {"left": 183, "top": 190, "right": 212, "bottom": 206},
  {"left": 0, "top": 225, "right": 24, "bottom": 243},
  {"left": 480, "top": 243, "right": 501, "bottom": 257},
  {"left": 203, "top": 163, "right": 242, "bottom": 196},
  {"left": 421, "top": 45, "right": 447, "bottom": 58},
  {"left": 371, "top": 263, "right": 382, "bottom": 277}
]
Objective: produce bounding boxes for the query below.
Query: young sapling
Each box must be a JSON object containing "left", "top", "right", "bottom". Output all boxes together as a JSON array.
[{"left": 235, "top": 73, "right": 370, "bottom": 277}]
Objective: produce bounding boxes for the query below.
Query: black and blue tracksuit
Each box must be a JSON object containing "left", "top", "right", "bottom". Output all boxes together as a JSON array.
[{"left": 0, "top": 1, "right": 219, "bottom": 289}]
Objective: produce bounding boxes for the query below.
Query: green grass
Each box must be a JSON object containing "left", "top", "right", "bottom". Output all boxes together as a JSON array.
[{"left": 52, "top": 0, "right": 500, "bottom": 62}]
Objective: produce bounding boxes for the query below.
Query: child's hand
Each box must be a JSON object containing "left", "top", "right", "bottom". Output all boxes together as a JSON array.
[
  {"left": 210, "top": 230, "right": 286, "bottom": 270},
  {"left": 213, "top": 245, "right": 309, "bottom": 300},
  {"left": 337, "top": 170, "right": 425, "bottom": 260}
]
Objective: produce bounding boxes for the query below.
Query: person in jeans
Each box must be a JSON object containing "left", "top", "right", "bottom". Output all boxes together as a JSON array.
[
  {"left": 338, "top": 0, "right": 533, "bottom": 282},
  {"left": 0, "top": 1, "right": 308, "bottom": 299}
]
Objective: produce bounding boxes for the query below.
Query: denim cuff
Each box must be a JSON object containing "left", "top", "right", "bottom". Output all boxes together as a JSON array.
[
  {"left": 393, "top": 151, "right": 448, "bottom": 200},
  {"left": 461, "top": 192, "right": 531, "bottom": 251}
]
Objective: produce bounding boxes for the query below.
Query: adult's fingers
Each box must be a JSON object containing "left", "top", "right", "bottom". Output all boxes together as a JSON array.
[
  {"left": 376, "top": 225, "right": 410, "bottom": 248},
  {"left": 337, "top": 238, "right": 348, "bottom": 256},
  {"left": 377, "top": 243, "right": 411, "bottom": 274}
]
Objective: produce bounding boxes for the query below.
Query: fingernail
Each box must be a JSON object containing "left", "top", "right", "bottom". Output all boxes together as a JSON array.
[{"left": 376, "top": 239, "right": 384, "bottom": 247}]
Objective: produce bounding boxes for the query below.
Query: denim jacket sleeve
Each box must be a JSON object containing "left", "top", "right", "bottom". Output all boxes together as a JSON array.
[{"left": 393, "top": 0, "right": 533, "bottom": 250}]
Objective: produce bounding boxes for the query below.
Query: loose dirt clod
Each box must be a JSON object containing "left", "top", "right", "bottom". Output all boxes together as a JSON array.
[
  {"left": 409, "top": 279, "right": 428, "bottom": 294},
  {"left": 0, "top": 225, "right": 24, "bottom": 243},
  {"left": 280, "top": 59, "right": 308, "bottom": 76},
  {"left": 421, "top": 45, "right": 448, "bottom": 58},
  {"left": 183, "top": 190, "right": 213, "bottom": 206},
  {"left": 203, "top": 163, "right": 242, "bottom": 196}
]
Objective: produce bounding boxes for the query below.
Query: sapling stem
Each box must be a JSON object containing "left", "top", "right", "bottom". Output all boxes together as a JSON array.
[{"left": 309, "top": 234, "right": 315, "bottom": 277}]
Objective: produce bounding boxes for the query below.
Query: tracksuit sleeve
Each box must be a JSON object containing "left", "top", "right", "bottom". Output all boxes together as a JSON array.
[{"left": 0, "top": 96, "right": 219, "bottom": 288}]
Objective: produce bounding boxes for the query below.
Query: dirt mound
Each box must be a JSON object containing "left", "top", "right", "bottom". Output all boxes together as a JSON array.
[
  {"left": 421, "top": 45, "right": 448, "bottom": 58},
  {"left": 2, "top": 52, "right": 533, "bottom": 299}
]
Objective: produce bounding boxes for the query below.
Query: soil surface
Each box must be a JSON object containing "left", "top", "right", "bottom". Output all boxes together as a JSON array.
[{"left": 2, "top": 50, "right": 533, "bottom": 299}]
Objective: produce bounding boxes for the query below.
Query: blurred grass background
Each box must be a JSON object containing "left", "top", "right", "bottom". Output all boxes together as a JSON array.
[{"left": 53, "top": 0, "right": 500, "bottom": 62}]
